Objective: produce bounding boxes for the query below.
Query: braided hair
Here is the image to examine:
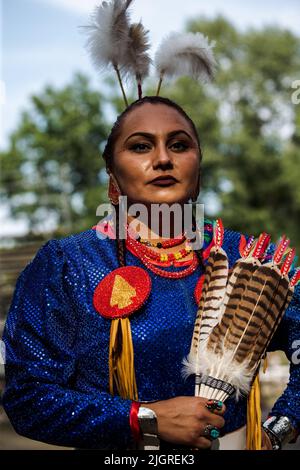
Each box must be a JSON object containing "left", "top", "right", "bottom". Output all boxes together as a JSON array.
[{"left": 102, "top": 96, "right": 204, "bottom": 268}]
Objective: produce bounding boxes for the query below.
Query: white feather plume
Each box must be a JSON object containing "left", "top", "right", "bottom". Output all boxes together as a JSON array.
[
  {"left": 182, "top": 342, "right": 253, "bottom": 400},
  {"left": 155, "top": 32, "right": 216, "bottom": 83},
  {"left": 84, "top": 0, "right": 133, "bottom": 73},
  {"left": 127, "top": 22, "right": 151, "bottom": 81}
]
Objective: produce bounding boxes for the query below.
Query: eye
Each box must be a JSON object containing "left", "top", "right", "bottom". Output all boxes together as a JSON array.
[
  {"left": 129, "top": 143, "right": 152, "bottom": 153},
  {"left": 169, "top": 141, "right": 189, "bottom": 152}
]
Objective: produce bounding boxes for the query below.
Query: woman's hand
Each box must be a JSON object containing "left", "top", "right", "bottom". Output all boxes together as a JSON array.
[{"left": 144, "top": 397, "right": 226, "bottom": 449}]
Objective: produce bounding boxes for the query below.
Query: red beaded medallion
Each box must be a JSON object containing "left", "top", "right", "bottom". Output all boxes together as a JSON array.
[{"left": 93, "top": 267, "right": 152, "bottom": 319}]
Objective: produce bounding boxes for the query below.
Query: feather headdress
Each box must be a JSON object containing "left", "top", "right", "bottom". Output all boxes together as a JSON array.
[
  {"left": 127, "top": 22, "right": 151, "bottom": 99},
  {"left": 84, "top": 0, "right": 152, "bottom": 104},
  {"left": 85, "top": 0, "right": 133, "bottom": 70},
  {"left": 84, "top": 0, "right": 133, "bottom": 106},
  {"left": 83, "top": 1, "right": 217, "bottom": 106},
  {"left": 155, "top": 32, "right": 216, "bottom": 95},
  {"left": 183, "top": 221, "right": 297, "bottom": 402}
]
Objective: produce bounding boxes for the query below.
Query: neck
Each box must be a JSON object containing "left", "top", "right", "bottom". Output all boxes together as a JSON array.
[{"left": 127, "top": 213, "right": 184, "bottom": 241}]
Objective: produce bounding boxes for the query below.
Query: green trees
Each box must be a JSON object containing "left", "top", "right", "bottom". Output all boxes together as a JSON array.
[
  {"left": 1, "top": 17, "right": 299, "bottom": 249},
  {"left": 1, "top": 74, "right": 109, "bottom": 236}
]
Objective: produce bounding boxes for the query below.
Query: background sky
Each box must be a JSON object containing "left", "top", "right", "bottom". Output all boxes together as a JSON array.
[{"left": 1, "top": 0, "right": 300, "bottom": 236}]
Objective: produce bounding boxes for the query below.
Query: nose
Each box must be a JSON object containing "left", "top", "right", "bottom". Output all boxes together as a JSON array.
[{"left": 152, "top": 142, "right": 173, "bottom": 169}]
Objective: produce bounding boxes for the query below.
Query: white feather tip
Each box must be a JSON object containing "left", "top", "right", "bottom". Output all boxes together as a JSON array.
[
  {"left": 155, "top": 31, "right": 217, "bottom": 83},
  {"left": 84, "top": 0, "right": 133, "bottom": 71}
]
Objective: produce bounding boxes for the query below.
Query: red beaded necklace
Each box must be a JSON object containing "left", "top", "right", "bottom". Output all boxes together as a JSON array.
[
  {"left": 128, "top": 235, "right": 193, "bottom": 263},
  {"left": 126, "top": 236, "right": 199, "bottom": 279},
  {"left": 137, "top": 234, "right": 186, "bottom": 249}
]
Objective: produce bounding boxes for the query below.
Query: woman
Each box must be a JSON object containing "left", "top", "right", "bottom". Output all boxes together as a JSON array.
[{"left": 2, "top": 96, "right": 299, "bottom": 450}]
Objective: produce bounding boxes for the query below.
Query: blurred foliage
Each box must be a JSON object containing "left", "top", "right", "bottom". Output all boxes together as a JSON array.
[
  {"left": 1, "top": 17, "right": 300, "bottom": 249},
  {"left": 0, "top": 74, "right": 109, "bottom": 236}
]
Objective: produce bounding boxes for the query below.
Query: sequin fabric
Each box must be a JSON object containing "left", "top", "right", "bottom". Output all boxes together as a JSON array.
[{"left": 2, "top": 222, "right": 300, "bottom": 449}]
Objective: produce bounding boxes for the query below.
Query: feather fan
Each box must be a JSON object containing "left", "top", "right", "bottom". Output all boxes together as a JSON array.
[
  {"left": 155, "top": 32, "right": 216, "bottom": 95},
  {"left": 183, "top": 223, "right": 296, "bottom": 402}
]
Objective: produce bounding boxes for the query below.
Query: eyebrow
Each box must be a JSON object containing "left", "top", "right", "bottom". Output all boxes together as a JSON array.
[{"left": 124, "top": 130, "right": 194, "bottom": 143}]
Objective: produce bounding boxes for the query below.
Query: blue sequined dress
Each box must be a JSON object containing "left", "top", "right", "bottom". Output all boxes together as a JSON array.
[{"left": 2, "top": 222, "right": 300, "bottom": 449}]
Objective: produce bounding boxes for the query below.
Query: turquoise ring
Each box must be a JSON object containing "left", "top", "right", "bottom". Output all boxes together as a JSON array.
[
  {"left": 206, "top": 400, "right": 223, "bottom": 412},
  {"left": 203, "top": 425, "right": 220, "bottom": 440}
]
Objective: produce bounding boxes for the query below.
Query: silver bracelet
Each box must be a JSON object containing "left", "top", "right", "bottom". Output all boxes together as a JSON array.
[
  {"left": 263, "top": 416, "right": 297, "bottom": 450},
  {"left": 137, "top": 406, "right": 160, "bottom": 450}
]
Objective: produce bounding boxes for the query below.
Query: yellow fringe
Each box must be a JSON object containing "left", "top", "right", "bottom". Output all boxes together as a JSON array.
[
  {"left": 246, "top": 374, "right": 262, "bottom": 450},
  {"left": 109, "top": 318, "right": 138, "bottom": 401}
]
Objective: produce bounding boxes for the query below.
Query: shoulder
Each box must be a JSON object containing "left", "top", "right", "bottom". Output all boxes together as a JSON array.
[
  {"left": 55, "top": 227, "right": 119, "bottom": 276},
  {"left": 55, "top": 228, "right": 98, "bottom": 251},
  {"left": 19, "top": 228, "right": 114, "bottom": 280},
  {"left": 44, "top": 227, "right": 116, "bottom": 259},
  {"left": 23, "top": 229, "right": 96, "bottom": 266},
  {"left": 11, "top": 228, "right": 118, "bottom": 311}
]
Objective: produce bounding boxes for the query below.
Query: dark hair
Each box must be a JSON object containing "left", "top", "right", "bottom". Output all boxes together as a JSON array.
[
  {"left": 103, "top": 95, "right": 202, "bottom": 170},
  {"left": 103, "top": 96, "right": 203, "bottom": 269}
]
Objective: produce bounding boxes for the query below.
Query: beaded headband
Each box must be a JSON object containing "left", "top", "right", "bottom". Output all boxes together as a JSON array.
[{"left": 83, "top": 0, "right": 216, "bottom": 108}]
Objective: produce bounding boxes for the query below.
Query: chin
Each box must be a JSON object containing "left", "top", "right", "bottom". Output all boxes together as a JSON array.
[
  {"left": 145, "top": 198, "right": 188, "bottom": 207},
  {"left": 127, "top": 190, "right": 189, "bottom": 207},
  {"left": 147, "top": 190, "right": 189, "bottom": 205}
]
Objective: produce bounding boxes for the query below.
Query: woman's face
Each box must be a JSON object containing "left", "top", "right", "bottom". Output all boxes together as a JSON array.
[{"left": 111, "top": 103, "right": 201, "bottom": 206}]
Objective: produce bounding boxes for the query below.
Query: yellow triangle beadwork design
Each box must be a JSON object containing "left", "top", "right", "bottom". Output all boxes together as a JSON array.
[{"left": 110, "top": 275, "right": 137, "bottom": 309}]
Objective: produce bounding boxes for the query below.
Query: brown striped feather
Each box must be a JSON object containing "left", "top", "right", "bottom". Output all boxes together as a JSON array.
[
  {"left": 249, "top": 275, "right": 293, "bottom": 368},
  {"left": 223, "top": 264, "right": 269, "bottom": 356},
  {"left": 207, "top": 259, "right": 258, "bottom": 354},
  {"left": 229, "top": 266, "right": 292, "bottom": 368},
  {"left": 191, "top": 246, "right": 228, "bottom": 354}
]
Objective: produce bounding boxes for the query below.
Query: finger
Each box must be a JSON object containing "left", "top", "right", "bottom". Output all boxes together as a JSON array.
[
  {"left": 200, "top": 407, "right": 225, "bottom": 429},
  {"left": 202, "top": 424, "right": 221, "bottom": 441},
  {"left": 207, "top": 414, "right": 225, "bottom": 429},
  {"left": 194, "top": 436, "right": 212, "bottom": 450},
  {"left": 197, "top": 408, "right": 225, "bottom": 429},
  {"left": 205, "top": 400, "right": 226, "bottom": 415}
]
